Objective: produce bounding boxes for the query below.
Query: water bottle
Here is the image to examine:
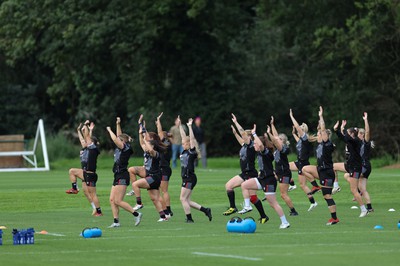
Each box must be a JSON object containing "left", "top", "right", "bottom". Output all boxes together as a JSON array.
[
  {"left": 398, "top": 220, "right": 400, "bottom": 229},
  {"left": 27, "top": 228, "right": 35, "bottom": 244},
  {"left": 0, "top": 229, "right": 3, "bottom": 245},
  {"left": 19, "top": 230, "right": 27, "bottom": 244},
  {"left": 12, "top": 229, "right": 20, "bottom": 245}
]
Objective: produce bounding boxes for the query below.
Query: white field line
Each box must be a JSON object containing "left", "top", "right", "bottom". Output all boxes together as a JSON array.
[
  {"left": 192, "top": 252, "right": 262, "bottom": 261},
  {"left": 1, "top": 248, "right": 398, "bottom": 256}
]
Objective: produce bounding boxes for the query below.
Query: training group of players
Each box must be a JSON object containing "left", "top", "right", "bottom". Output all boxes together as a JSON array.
[{"left": 65, "top": 106, "right": 373, "bottom": 229}]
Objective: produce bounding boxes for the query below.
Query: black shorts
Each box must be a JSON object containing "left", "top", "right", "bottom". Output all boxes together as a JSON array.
[
  {"left": 145, "top": 174, "right": 162, "bottom": 190},
  {"left": 361, "top": 163, "right": 372, "bottom": 179},
  {"left": 318, "top": 169, "right": 335, "bottom": 187},
  {"left": 239, "top": 171, "right": 258, "bottom": 181},
  {"left": 277, "top": 175, "right": 291, "bottom": 184},
  {"left": 257, "top": 175, "right": 277, "bottom": 193},
  {"left": 345, "top": 164, "right": 361, "bottom": 179},
  {"left": 113, "top": 171, "right": 130, "bottom": 186},
  {"left": 182, "top": 176, "right": 197, "bottom": 190},
  {"left": 84, "top": 172, "right": 98, "bottom": 187},
  {"left": 161, "top": 167, "right": 172, "bottom": 181},
  {"left": 295, "top": 160, "right": 310, "bottom": 175}
]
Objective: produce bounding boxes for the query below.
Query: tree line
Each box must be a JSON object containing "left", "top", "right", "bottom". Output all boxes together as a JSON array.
[{"left": 0, "top": 0, "right": 399, "bottom": 158}]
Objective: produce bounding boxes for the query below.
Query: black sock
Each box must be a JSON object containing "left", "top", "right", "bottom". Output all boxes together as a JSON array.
[
  {"left": 186, "top": 214, "right": 193, "bottom": 220},
  {"left": 163, "top": 209, "right": 170, "bottom": 215},
  {"left": 309, "top": 197, "right": 315, "bottom": 204},
  {"left": 289, "top": 179, "right": 295, "bottom": 186},
  {"left": 367, "top": 203, "right": 373, "bottom": 209},
  {"left": 114, "top": 218, "right": 119, "bottom": 223},
  {"left": 159, "top": 211, "right": 166, "bottom": 219},
  {"left": 290, "top": 208, "right": 296, "bottom": 213},
  {"left": 136, "top": 197, "right": 142, "bottom": 205},
  {"left": 331, "top": 212, "right": 337, "bottom": 219},
  {"left": 167, "top": 206, "right": 171, "bottom": 212},
  {"left": 227, "top": 190, "right": 236, "bottom": 208},
  {"left": 72, "top": 182, "right": 77, "bottom": 190},
  {"left": 96, "top": 207, "right": 102, "bottom": 214},
  {"left": 254, "top": 199, "right": 267, "bottom": 218},
  {"left": 132, "top": 212, "right": 139, "bottom": 217},
  {"left": 311, "top": 181, "right": 318, "bottom": 187}
]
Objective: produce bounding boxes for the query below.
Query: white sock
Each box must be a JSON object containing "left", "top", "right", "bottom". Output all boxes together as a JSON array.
[
  {"left": 244, "top": 198, "right": 251, "bottom": 208},
  {"left": 360, "top": 205, "right": 367, "bottom": 212},
  {"left": 334, "top": 182, "right": 339, "bottom": 188},
  {"left": 91, "top": 202, "right": 96, "bottom": 209},
  {"left": 280, "top": 215, "right": 288, "bottom": 224}
]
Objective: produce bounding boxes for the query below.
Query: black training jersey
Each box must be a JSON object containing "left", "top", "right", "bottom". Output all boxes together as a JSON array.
[
  {"left": 296, "top": 133, "right": 313, "bottom": 162},
  {"left": 180, "top": 148, "right": 197, "bottom": 179},
  {"left": 144, "top": 151, "right": 161, "bottom": 176},
  {"left": 316, "top": 140, "right": 335, "bottom": 171},
  {"left": 84, "top": 143, "right": 100, "bottom": 172},
  {"left": 336, "top": 131, "right": 362, "bottom": 170},
  {"left": 160, "top": 138, "right": 172, "bottom": 169},
  {"left": 239, "top": 140, "right": 257, "bottom": 174},
  {"left": 360, "top": 140, "right": 371, "bottom": 165},
  {"left": 257, "top": 148, "right": 274, "bottom": 178},
  {"left": 274, "top": 145, "right": 291, "bottom": 176},
  {"left": 112, "top": 143, "right": 133, "bottom": 174}
]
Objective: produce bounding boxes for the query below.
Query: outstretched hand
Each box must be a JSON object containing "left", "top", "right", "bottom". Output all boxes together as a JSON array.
[
  {"left": 116, "top": 117, "right": 121, "bottom": 124},
  {"left": 333, "top": 121, "right": 339, "bottom": 131},
  {"left": 157, "top": 112, "right": 163, "bottom": 121},
  {"left": 138, "top": 114, "right": 143, "bottom": 125},
  {"left": 363, "top": 112, "right": 368, "bottom": 120},
  {"left": 270, "top": 116, "right": 274, "bottom": 125},
  {"left": 177, "top": 115, "right": 181, "bottom": 125},
  {"left": 267, "top": 125, "right": 271, "bottom": 134},
  {"left": 187, "top": 118, "right": 193, "bottom": 127},
  {"left": 89, "top": 122, "right": 95, "bottom": 131},
  {"left": 318, "top": 106, "right": 323, "bottom": 117},
  {"left": 289, "top": 109, "right": 293, "bottom": 117},
  {"left": 231, "top": 113, "right": 237, "bottom": 123},
  {"left": 77, "top": 123, "right": 82, "bottom": 131},
  {"left": 251, "top": 124, "right": 256, "bottom": 135}
]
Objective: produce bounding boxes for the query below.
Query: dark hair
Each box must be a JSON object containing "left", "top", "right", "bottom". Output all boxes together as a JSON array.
[
  {"left": 348, "top": 127, "right": 359, "bottom": 135},
  {"left": 148, "top": 132, "right": 167, "bottom": 152},
  {"left": 259, "top": 135, "right": 274, "bottom": 152},
  {"left": 91, "top": 136, "right": 100, "bottom": 146}
]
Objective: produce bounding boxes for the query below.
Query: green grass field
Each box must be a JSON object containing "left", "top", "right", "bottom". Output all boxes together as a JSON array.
[{"left": 0, "top": 157, "right": 399, "bottom": 266}]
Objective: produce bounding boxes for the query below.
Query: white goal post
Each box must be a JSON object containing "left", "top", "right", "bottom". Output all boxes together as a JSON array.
[{"left": 0, "top": 119, "right": 50, "bottom": 172}]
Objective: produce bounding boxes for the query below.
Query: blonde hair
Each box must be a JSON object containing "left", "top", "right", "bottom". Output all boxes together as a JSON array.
[
  {"left": 279, "top": 133, "right": 290, "bottom": 146},
  {"left": 118, "top": 133, "right": 132, "bottom": 143},
  {"left": 300, "top": 123, "right": 308, "bottom": 133}
]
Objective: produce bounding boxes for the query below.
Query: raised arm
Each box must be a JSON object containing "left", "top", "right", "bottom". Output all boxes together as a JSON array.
[
  {"left": 177, "top": 116, "right": 187, "bottom": 140},
  {"left": 155, "top": 112, "right": 164, "bottom": 139},
  {"left": 77, "top": 123, "right": 86, "bottom": 148},
  {"left": 289, "top": 109, "right": 304, "bottom": 137},
  {"left": 363, "top": 112, "right": 370, "bottom": 142},
  {"left": 267, "top": 125, "right": 282, "bottom": 151},
  {"left": 318, "top": 106, "right": 329, "bottom": 142},
  {"left": 187, "top": 118, "right": 196, "bottom": 149},
  {"left": 82, "top": 122, "right": 91, "bottom": 144},
  {"left": 107, "top": 126, "right": 124, "bottom": 149},
  {"left": 231, "top": 113, "right": 250, "bottom": 144},
  {"left": 251, "top": 124, "right": 264, "bottom": 151},
  {"left": 231, "top": 125, "right": 244, "bottom": 145},
  {"left": 116, "top": 117, "right": 122, "bottom": 136},
  {"left": 292, "top": 126, "right": 300, "bottom": 142},
  {"left": 138, "top": 119, "right": 149, "bottom": 151},
  {"left": 270, "top": 116, "right": 279, "bottom": 137},
  {"left": 89, "top": 122, "right": 95, "bottom": 137}
]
